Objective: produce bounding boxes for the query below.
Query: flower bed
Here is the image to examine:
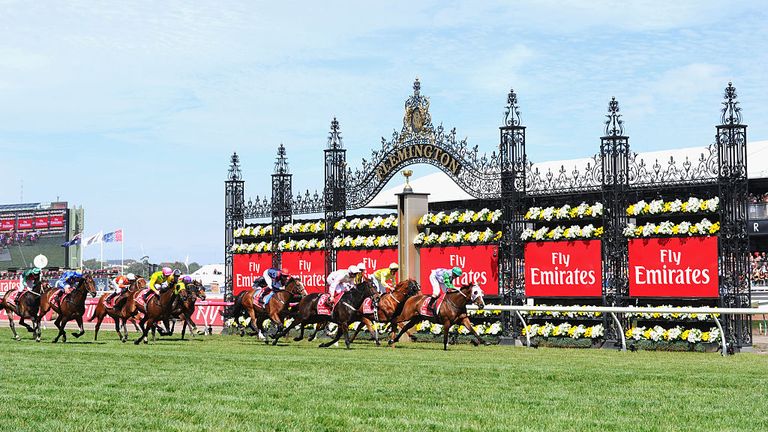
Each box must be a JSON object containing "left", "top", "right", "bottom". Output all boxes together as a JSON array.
[
  {"left": 276, "top": 238, "right": 325, "bottom": 251},
  {"left": 625, "top": 305, "right": 720, "bottom": 322},
  {"left": 523, "top": 322, "right": 605, "bottom": 340},
  {"left": 521, "top": 224, "right": 603, "bottom": 241},
  {"left": 623, "top": 218, "right": 719, "bottom": 238},
  {"left": 233, "top": 225, "right": 273, "bottom": 238},
  {"left": 626, "top": 197, "right": 719, "bottom": 216},
  {"left": 280, "top": 220, "right": 325, "bottom": 234},
  {"left": 625, "top": 325, "right": 721, "bottom": 345},
  {"left": 231, "top": 241, "right": 272, "bottom": 253},
  {"left": 414, "top": 229, "right": 502, "bottom": 246},
  {"left": 334, "top": 215, "right": 398, "bottom": 231},
  {"left": 331, "top": 234, "right": 398, "bottom": 249},
  {"left": 418, "top": 209, "right": 501, "bottom": 226},
  {"left": 525, "top": 202, "right": 604, "bottom": 221}
]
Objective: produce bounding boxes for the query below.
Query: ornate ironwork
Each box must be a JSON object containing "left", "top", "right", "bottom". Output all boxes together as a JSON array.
[
  {"left": 271, "top": 144, "right": 293, "bottom": 268},
  {"left": 224, "top": 152, "right": 244, "bottom": 301},
  {"left": 293, "top": 189, "right": 324, "bottom": 215},
  {"left": 324, "top": 117, "right": 347, "bottom": 276},
  {"left": 525, "top": 157, "right": 603, "bottom": 195},
  {"left": 721, "top": 82, "right": 742, "bottom": 125},
  {"left": 345, "top": 79, "right": 501, "bottom": 209},
  {"left": 604, "top": 97, "right": 624, "bottom": 137},
  {"left": 627, "top": 145, "right": 718, "bottom": 187},
  {"left": 244, "top": 196, "right": 271, "bottom": 219}
]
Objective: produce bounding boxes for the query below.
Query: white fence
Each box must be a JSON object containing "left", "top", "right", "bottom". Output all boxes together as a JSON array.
[{"left": 466, "top": 305, "right": 768, "bottom": 355}]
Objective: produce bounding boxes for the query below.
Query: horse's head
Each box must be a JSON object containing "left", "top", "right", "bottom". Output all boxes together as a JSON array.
[
  {"left": 469, "top": 283, "right": 485, "bottom": 309},
  {"left": 285, "top": 276, "right": 307, "bottom": 297},
  {"left": 175, "top": 284, "right": 189, "bottom": 301},
  {"left": 192, "top": 280, "right": 207, "bottom": 300},
  {"left": 81, "top": 273, "right": 97, "bottom": 297},
  {"left": 406, "top": 279, "right": 421, "bottom": 296},
  {"left": 358, "top": 279, "right": 378, "bottom": 300},
  {"left": 134, "top": 277, "right": 147, "bottom": 291}
]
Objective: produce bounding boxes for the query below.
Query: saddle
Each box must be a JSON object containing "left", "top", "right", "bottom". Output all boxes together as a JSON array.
[
  {"left": 106, "top": 292, "right": 125, "bottom": 308},
  {"left": 52, "top": 287, "right": 74, "bottom": 309},
  {"left": 134, "top": 288, "right": 153, "bottom": 308},
  {"left": 419, "top": 291, "right": 447, "bottom": 318},
  {"left": 5, "top": 288, "right": 23, "bottom": 308},
  {"left": 252, "top": 287, "right": 274, "bottom": 308}
]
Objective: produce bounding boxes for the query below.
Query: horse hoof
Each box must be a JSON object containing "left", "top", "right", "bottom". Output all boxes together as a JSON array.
[
  {"left": 35, "top": 338, "right": 40, "bottom": 343},
  {"left": 483, "top": 341, "right": 491, "bottom": 346},
  {"left": 409, "top": 335, "right": 418, "bottom": 342},
  {"left": 293, "top": 337, "right": 303, "bottom": 342},
  {"left": 134, "top": 340, "right": 141, "bottom": 345},
  {"left": 13, "top": 336, "right": 20, "bottom": 341},
  {"left": 470, "top": 340, "right": 479, "bottom": 347},
  {"left": 73, "top": 333, "right": 82, "bottom": 338}
]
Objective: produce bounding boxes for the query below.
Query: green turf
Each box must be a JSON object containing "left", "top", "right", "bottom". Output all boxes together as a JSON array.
[{"left": 0, "top": 329, "right": 767, "bottom": 432}]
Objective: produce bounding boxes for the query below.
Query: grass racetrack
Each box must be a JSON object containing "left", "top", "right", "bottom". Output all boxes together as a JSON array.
[{"left": 1, "top": 329, "right": 767, "bottom": 431}]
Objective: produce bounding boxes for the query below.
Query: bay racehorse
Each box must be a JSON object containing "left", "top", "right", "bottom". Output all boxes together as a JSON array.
[
  {"left": 276, "top": 280, "right": 377, "bottom": 348},
  {"left": 389, "top": 283, "right": 490, "bottom": 350},
  {"left": 228, "top": 276, "right": 306, "bottom": 341},
  {"left": 90, "top": 277, "right": 147, "bottom": 342},
  {"left": 348, "top": 279, "right": 421, "bottom": 345},
  {"left": 164, "top": 280, "right": 207, "bottom": 340},
  {"left": 133, "top": 283, "right": 178, "bottom": 344},
  {"left": 38, "top": 273, "right": 97, "bottom": 343},
  {"left": 1, "top": 280, "right": 48, "bottom": 342}
]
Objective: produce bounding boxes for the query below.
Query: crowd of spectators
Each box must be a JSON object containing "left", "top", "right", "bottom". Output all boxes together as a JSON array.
[
  {"left": 0, "top": 231, "right": 40, "bottom": 247},
  {"left": 752, "top": 252, "right": 768, "bottom": 285},
  {"left": 748, "top": 193, "right": 768, "bottom": 204},
  {"left": 0, "top": 268, "right": 119, "bottom": 280}
]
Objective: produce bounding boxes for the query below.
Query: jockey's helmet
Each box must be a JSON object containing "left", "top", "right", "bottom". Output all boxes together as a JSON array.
[
  {"left": 126, "top": 273, "right": 137, "bottom": 281},
  {"left": 162, "top": 267, "right": 173, "bottom": 276},
  {"left": 452, "top": 267, "right": 463, "bottom": 277},
  {"left": 348, "top": 265, "right": 360, "bottom": 274},
  {"left": 173, "top": 269, "right": 182, "bottom": 277},
  {"left": 115, "top": 275, "right": 129, "bottom": 288},
  {"left": 389, "top": 262, "right": 399, "bottom": 270},
  {"left": 182, "top": 275, "right": 192, "bottom": 284}
]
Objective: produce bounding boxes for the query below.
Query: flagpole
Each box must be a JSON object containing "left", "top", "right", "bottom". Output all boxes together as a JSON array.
[
  {"left": 100, "top": 235, "right": 103, "bottom": 270},
  {"left": 121, "top": 229, "right": 124, "bottom": 275}
]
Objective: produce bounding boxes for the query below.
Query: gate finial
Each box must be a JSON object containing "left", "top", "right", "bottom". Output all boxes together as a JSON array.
[
  {"left": 328, "top": 117, "right": 343, "bottom": 149},
  {"left": 604, "top": 97, "right": 624, "bottom": 137},
  {"left": 721, "top": 82, "right": 742, "bottom": 125},
  {"left": 413, "top": 77, "right": 421, "bottom": 96},
  {"left": 504, "top": 89, "right": 522, "bottom": 127},
  {"left": 274, "top": 144, "right": 290, "bottom": 174},
  {"left": 227, "top": 152, "right": 242, "bottom": 181}
]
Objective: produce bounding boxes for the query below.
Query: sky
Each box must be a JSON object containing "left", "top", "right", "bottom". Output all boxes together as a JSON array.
[{"left": 0, "top": 1, "right": 766, "bottom": 264}]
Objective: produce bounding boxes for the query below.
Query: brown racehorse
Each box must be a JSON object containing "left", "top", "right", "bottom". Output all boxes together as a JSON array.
[
  {"left": 232, "top": 277, "right": 306, "bottom": 341},
  {"left": 389, "top": 283, "right": 490, "bottom": 350},
  {"left": 164, "top": 280, "right": 208, "bottom": 340},
  {"left": 90, "top": 277, "right": 147, "bottom": 342},
  {"left": 133, "top": 283, "right": 178, "bottom": 344},
  {"left": 38, "top": 274, "right": 97, "bottom": 343},
  {"left": 276, "top": 280, "right": 377, "bottom": 349},
  {"left": 2, "top": 280, "right": 48, "bottom": 342},
  {"left": 348, "top": 279, "right": 421, "bottom": 345}
]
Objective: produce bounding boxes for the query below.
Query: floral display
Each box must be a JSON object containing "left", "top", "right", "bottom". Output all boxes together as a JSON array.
[
  {"left": 418, "top": 208, "right": 501, "bottom": 226},
  {"left": 334, "top": 215, "right": 398, "bottom": 231},
  {"left": 230, "top": 241, "right": 272, "bottom": 253},
  {"left": 520, "top": 224, "right": 603, "bottom": 241},
  {"left": 520, "top": 307, "right": 602, "bottom": 319},
  {"left": 623, "top": 218, "right": 719, "bottom": 238},
  {"left": 525, "top": 202, "right": 604, "bottom": 221},
  {"left": 331, "top": 234, "right": 398, "bottom": 249},
  {"left": 625, "top": 325, "right": 721, "bottom": 343},
  {"left": 414, "top": 320, "right": 503, "bottom": 336},
  {"left": 626, "top": 197, "right": 719, "bottom": 217},
  {"left": 233, "top": 225, "right": 272, "bottom": 238},
  {"left": 276, "top": 238, "right": 325, "bottom": 251},
  {"left": 522, "top": 322, "right": 605, "bottom": 340},
  {"left": 280, "top": 220, "right": 325, "bottom": 234},
  {"left": 414, "top": 229, "right": 502, "bottom": 246},
  {"left": 625, "top": 305, "right": 720, "bottom": 321}
]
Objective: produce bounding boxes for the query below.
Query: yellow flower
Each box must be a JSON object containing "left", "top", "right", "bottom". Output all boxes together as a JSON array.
[
  {"left": 595, "top": 227, "right": 604, "bottom": 237},
  {"left": 625, "top": 329, "right": 632, "bottom": 338},
  {"left": 663, "top": 202, "right": 672, "bottom": 212},
  {"left": 672, "top": 226, "right": 679, "bottom": 234},
  {"left": 709, "top": 222, "right": 720, "bottom": 234},
  {"left": 585, "top": 328, "right": 592, "bottom": 338},
  {"left": 681, "top": 202, "right": 688, "bottom": 211},
  {"left": 626, "top": 205, "right": 635, "bottom": 216},
  {"left": 702, "top": 332, "right": 710, "bottom": 342},
  {"left": 642, "top": 204, "right": 651, "bottom": 214}
]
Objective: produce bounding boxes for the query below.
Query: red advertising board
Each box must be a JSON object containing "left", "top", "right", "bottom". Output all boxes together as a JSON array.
[
  {"left": 34, "top": 216, "right": 49, "bottom": 228},
  {"left": 524, "top": 240, "right": 602, "bottom": 297},
  {"left": 337, "top": 248, "right": 398, "bottom": 277},
  {"left": 0, "top": 279, "right": 20, "bottom": 293},
  {"left": 0, "top": 219, "right": 14, "bottom": 231},
  {"left": 232, "top": 253, "right": 273, "bottom": 295},
  {"left": 628, "top": 237, "right": 718, "bottom": 298},
  {"left": 281, "top": 251, "right": 326, "bottom": 294},
  {"left": 419, "top": 245, "right": 499, "bottom": 296},
  {"left": 17, "top": 218, "right": 33, "bottom": 230},
  {"left": 49, "top": 215, "right": 64, "bottom": 227}
]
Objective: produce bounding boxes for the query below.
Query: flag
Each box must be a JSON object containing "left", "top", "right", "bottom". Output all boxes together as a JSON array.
[
  {"left": 61, "top": 233, "right": 82, "bottom": 247},
  {"left": 102, "top": 229, "right": 123, "bottom": 243},
  {"left": 84, "top": 232, "right": 103, "bottom": 247}
]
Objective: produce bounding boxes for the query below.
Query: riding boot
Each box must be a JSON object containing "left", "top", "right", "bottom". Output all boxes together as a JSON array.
[{"left": 428, "top": 295, "right": 438, "bottom": 314}]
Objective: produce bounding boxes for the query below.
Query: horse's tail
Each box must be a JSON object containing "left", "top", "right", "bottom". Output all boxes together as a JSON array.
[{"left": 221, "top": 291, "right": 246, "bottom": 320}]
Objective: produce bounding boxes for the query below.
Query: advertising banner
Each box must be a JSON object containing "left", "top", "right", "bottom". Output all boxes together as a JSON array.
[
  {"left": 628, "top": 237, "right": 718, "bottom": 298},
  {"left": 0, "top": 279, "right": 20, "bottom": 292},
  {"left": 524, "top": 240, "right": 602, "bottom": 297},
  {"left": 0, "top": 219, "right": 14, "bottom": 231},
  {"left": 281, "top": 251, "right": 326, "bottom": 294},
  {"left": 17, "top": 218, "right": 33, "bottom": 230},
  {"left": 418, "top": 245, "right": 499, "bottom": 296},
  {"left": 232, "top": 253, "right": 273, "bottom": 295},
  {"left": 34, "top": 216, "right": 49, "bottom": 228},
  {"left": 49, "top": 215, "right": 65, "bottom": 228},
  {"left": 337, "top": 248, "right": 398, "bottom": 277}
]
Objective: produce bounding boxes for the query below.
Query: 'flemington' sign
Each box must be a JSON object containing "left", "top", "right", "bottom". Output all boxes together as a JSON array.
[{"left": 375, "top": 144, "right": 462, "bottom": 181}]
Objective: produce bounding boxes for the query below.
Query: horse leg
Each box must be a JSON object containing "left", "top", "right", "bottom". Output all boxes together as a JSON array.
[
  {"left": 342, "top": 321, "right": 352, "bottom": 349},
  {"left": 73, "top": 316, "right": 85, "bottom": 338},
  {"left": 34, "top": 316, "right": 41, "bottom": 342},
  {"left": 134, "top": 317, "right": 149, "bottom": 345},
  {"left": 8, "top": 314, "right": 20, "bottom": 341},
  {"left": 181, "top": 317, "right": 187, "bottom": 340},
  {"left": 349, "top": 318, "right": 365, "bottom": 343},
  {"left": 19, "top": 317, "right": 34, "bottom": 333},
  {"left": 442, "top": 319, "right": 452, "bottom": 350},
  {"left": 319, "top": 322, "right": 343, "bottom": 348},
  {"left": 308, "top": 322, "right": 325, "bottom": 342},
  {"left": 390, "top": 318, "right": 419, "bottom": 346},
  {"left": 112, "top": 318, "right": 122, "bottom": 342},
  {"left": 369, "top": 319, "right": 380, "bottom": 346},
  {"left": 461, "top": 317, "right": 490, "bottom": 346},
  {"left": 121, "top": 319, "right": 129, "bottom": 342},
  {"left": 292, "top": 321, "right": 306, "bottom": 342},
  {"left": 94, "top": 314, "right": 104, "bottom": 341}
]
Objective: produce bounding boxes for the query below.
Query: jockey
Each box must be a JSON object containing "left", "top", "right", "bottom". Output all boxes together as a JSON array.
[
  {"left": 107, "top": 275, "right": 130, "bottom": 303},
  {"left": 326, "top": 265, "right": 360, "bottom": 305},
  {"left": 371, "top": 263, "right": 399, "bottom": 294},
  {"left": 54, "top": 270, "right": 83, "bottom": 299},
  {"left": 262, "top": 268, "right": 286, "bottom": 292},
  {"left": 355, "top": 262, "right": 367, "bottom": 284},
  {"left": 175, "top": 275, "right": 193, "bottom": 293},
  {"left": 18, "top": 267, "right": 41, "bottom": 292},
  {"left": 427, "top": 267, "right": 463, "bottom": 312},
  {"left": 146, "top": 267, "right": 174, "bottom": 300}
]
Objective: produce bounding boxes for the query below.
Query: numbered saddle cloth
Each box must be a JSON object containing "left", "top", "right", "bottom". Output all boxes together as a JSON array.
[
  {"left": 316, "top": 294, "right": 333, "bottom": 316},
  {"left": 4, "top": 289, "right": 21, "bottom": 308},
  {"left": 252, "top": 287, "right": 273, "bottom": 308},
  {"left": 134, "top": 288, "right": 152, "bottom": 309},
  {"left": 360, "top": 297, "right": 376, "bottom": 315},
  {"left": 52, "top": 287, "right": 74, "bottom": 309},
  {"left": 419, "top": 291, "right": 446, "bottom": 318}
]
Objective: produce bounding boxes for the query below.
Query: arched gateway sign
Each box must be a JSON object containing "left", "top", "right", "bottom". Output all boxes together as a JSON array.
[{"left": 225, "top": 80, "right": 751, "bottom": 349}]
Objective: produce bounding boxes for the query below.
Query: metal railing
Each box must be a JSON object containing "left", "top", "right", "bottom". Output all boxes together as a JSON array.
[{"left": 466, "top": 305, "right": 768, "bottom": 356}]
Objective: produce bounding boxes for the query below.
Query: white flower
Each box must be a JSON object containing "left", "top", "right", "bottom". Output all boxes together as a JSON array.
[
  {"left": 556, "top": 205, "right": 571, "bottom": 219},
  {"left": 581, "top": 224, "right": 595, "bottom": 238},
  {"left": 648, "top": 199, "right": 664, "bottom": 215},
  {"left": 521, "top": 228, "right": 535, "bottom": 241},
  {"left": 633, "top": 200, "right": 647, "bottom": 216},
  {"left": 526, "top": 207, "right": 542, "bottom": 220},
  {"left": 669, "top": 199, "right": 683, "bottom": 212},
  {"left": 549, "top": 226, "right": 565, "bottom": 240},
  {"left": 564, "top": 225, "right": 581, "bottom": 239},
  {"left": 641, "top": 223, "right": 656, "bottom": 237},
  {"left": 706, "top": 197, "right": 719, "bottom": 212},
  {"left": 657, "top": 221, "right": 674, "bottom": 235},
  {"left": 685, "top": 197, "right": 701, "bottom": 213},
  {"left": 622, "top": 224, "right": 637, "bottom": 237},
  {"left": 490, "top": 209, "right": 502, "bottom": 223},
  {"left": 532, "top": 227, "right": 548, "bottom": 241},
  {"left": 678, "top": 221, "right": 691, "bottom": 235},
  {"left": 230, "top": 244, "right": 239, "bottom": 252},
  {"left": 541, "top": 207, "right": 555, "bottom": 221},
  {"left": 591, "top": 202, "right": 604, "bottom": 217},
  {"left": 414, "top": 233, "right": 425, "bottom": 245}
]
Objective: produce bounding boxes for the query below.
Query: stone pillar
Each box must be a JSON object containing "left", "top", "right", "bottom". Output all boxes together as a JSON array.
[{"left": 397, "top": 191, "right": 429, "bottom": 282}]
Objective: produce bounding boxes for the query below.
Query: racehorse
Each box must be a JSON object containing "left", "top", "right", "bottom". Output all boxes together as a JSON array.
[
  {"left": 164, "top": 279, "right": 208, "bottom": 340},
  {"left": 389, "top": 283, "right": 490, "bottom": 350},
  {"left": 348, "top": 279, "right": 421, "bottom": 345},
  {"left": 276, "top": 280, "right": 378, "bottom": 348},
  {"left": 1, "top": 280, "right": 48, "bottom": 342},
  {"left": 226, "top": 276, "right": 306, "bottom": 341},
  {"left": 38, "top": 274, "right": 97, "bottom": 343},
  {"left": 133, "top": 283, "right": 178, "bottom": 344},
  {"left": 90, "top": 277, "right": 147, "bottom": 342}
]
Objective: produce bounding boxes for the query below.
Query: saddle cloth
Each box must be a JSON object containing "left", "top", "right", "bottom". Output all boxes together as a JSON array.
[
  {"left": 360, "top": 297, "right": 376, "bottom": 315},
  {"left": 4, "top": 289, "right": 21, "bottom": 308},
  {"left": 52, "top": 287, "right": 74, "bottom": 310},
  {"left": 419, "top": 291, "right": 446, "bottom": 318},
  {"left": 106, "top": 293, "right": 122, "bottom": 308},
  {"left": 252, "top": 287, "right": 273, "bottom": 308},
  {"left": 316, "top": 294, "right": 333, "bottom": 316},
  {"left": 134, "top": 288, "right": 153, "bottom": 309}
]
